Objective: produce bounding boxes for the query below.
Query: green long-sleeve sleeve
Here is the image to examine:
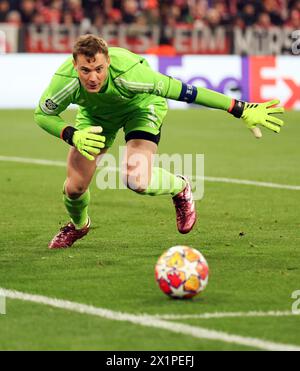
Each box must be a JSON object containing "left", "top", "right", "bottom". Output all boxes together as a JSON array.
[
  {"left": 34, "top": 68, "right": 79, "bottom": 139},
  {"left": 34, "top": 107, "right": 67, "bottom": 138},
  {"left": 161, "top": 76, "right": 232, "bottom": 110},
  {"left": 194, "top": 87, "right": 232, "bottom": 110}
]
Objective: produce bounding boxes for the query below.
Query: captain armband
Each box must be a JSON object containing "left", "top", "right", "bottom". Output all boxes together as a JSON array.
[{"left": 178, "top": 83, "right": 197, "bottom": 104}]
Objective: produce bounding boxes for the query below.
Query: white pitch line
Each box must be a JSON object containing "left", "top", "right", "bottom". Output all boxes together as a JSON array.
[
  {"left": 1, "top": 288, "right": 300, "bottom": 351},
  {"left": 1, "top": 155, "right": 300, "bottom": 191},
  {"left": 154, "top": 310, "right": 300, "bottom": 320},
  {"left": 0, "top": 156, "right": 66, "bottom": 167},
  {"left": 202, "top": 176, "right": 300, "bottom": 191}
]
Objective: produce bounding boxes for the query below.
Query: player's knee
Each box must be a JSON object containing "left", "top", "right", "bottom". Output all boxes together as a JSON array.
[
  {"left": 64, "top": 182, "right": 87, "bottom": 199},
  {"left": 122, "top": 170, "right": 149, "bottom": 193}
]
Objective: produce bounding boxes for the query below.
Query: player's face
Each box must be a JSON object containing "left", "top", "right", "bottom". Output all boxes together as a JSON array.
[{"left": 73, "top": 53, "right": 110, "bottom": 93}]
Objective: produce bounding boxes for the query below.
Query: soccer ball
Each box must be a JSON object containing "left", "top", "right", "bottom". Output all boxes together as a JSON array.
[{"left": 155, "top": 245, "right": 209, "bottom": 299}]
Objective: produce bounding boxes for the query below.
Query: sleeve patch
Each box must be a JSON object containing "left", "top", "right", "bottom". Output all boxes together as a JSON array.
[{"left": 45, "top": 99, "right": 58, "bottom": 111}]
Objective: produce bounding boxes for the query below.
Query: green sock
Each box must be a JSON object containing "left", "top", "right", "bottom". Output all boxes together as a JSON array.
[
  {"left": 141, "top": 167, "right": 186, "bottom": 197},
  {"left": 63, "top": 188, "right": 90, "bottom": 230}
]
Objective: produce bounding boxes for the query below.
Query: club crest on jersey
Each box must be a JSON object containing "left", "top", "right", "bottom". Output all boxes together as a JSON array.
[{"left": 45, "top": 99, "right": 58, "bottom": 111}]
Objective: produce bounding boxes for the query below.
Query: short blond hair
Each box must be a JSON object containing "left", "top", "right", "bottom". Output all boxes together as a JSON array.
[{"left": 73, "top": 34, "right": 109, "bottom": 61}]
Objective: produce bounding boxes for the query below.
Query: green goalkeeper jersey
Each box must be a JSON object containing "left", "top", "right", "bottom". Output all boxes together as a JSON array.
[{"left": 35, "top": 47, "right": 232, "bottom": 139}]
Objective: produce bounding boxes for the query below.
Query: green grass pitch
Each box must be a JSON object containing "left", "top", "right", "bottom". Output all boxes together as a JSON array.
[{"left": 0, "top": 108, "right": 299, "bottom": 350}]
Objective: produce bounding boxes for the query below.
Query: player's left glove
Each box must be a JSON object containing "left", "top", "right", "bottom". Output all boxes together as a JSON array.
[{"left": 229, "top": 99, "right": 285, "bottom": 138}]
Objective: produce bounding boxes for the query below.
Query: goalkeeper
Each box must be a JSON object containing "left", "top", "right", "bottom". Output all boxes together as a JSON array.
[{"left": 34, "top": 34, "right": 285, "bottom": 249}]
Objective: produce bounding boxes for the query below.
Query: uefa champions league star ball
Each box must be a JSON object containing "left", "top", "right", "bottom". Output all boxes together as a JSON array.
[{"left": 155, "top": 245, "right": 209, "bottom": 299}]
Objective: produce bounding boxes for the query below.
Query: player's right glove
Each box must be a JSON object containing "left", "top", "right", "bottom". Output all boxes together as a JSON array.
[
  {"left": 229, "top": 99, "right": 285, "bottom": 138},
  {"left": 61, "top": 126, "right": 106, "bottom": 161}
]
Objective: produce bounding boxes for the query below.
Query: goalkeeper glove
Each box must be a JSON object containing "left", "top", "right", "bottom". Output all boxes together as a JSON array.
[
  {"left": 61, "top": 126, "right": 106, "bottom": 161},
  {"left": 229, "top": 99, "right": 284, "bottom": 138}
]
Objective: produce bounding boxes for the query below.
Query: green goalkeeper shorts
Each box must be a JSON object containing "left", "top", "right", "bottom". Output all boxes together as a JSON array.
[{"left": 75, "top": 101, "right": 168, "bottom": 148}]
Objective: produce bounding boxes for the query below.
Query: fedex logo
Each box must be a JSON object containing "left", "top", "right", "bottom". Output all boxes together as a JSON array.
[
  {"left": 158, "top": 56, "right": 246, "bottom": 109},
  {"left": 249, "top": 56, "right": 300, "bottom": 109}
]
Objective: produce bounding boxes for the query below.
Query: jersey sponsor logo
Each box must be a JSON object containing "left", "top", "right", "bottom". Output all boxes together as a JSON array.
[{"left": 45, "top": 99, "right": 58, "bottom": 111}]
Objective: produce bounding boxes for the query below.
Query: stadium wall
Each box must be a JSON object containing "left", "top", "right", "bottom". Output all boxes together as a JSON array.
[{"left": 1, "top": 54, "right": 299, "bottom": 109}]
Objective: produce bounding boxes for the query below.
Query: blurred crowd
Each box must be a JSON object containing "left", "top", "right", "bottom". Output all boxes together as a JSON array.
[{"left": 0, "top": 0, "right": 300, "bottom": 29}]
